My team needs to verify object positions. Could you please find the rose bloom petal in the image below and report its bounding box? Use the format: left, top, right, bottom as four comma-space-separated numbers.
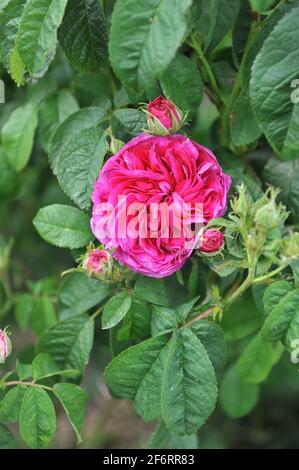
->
91, 133, 231, 278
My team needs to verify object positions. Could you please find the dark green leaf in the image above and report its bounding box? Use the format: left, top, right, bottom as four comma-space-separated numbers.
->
32, 353, 79, 380
31, 296, 57, 337
0, 385, 27, 423
109, 0, 193, 91
20, 387, 56, 449
56, 127, 108, 209
58, 0, 108, 72
148, 421, 198, 449
33, 204, 94, 249
111, 108, 146, 142
161, 328, 217, 435
134, 276, 169, 307
53, 383, 88, 444
38, 314, 94, 372
102, 292, 132, 330
0, 423, 17, 449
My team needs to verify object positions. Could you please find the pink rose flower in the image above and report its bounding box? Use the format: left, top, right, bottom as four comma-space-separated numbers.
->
0, 328, 12, 363
84, 249, 111, 276
91, 133, 231, 278
147, 96, 183, 134
199, 230, 224, 254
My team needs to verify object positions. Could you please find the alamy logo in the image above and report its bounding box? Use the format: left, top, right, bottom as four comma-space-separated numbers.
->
290, 79, 299, 104
290, 339, 299, 364
0, 79, 5, 104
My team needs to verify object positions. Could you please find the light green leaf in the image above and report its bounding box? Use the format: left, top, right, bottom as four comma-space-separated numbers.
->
102, 292, 132, 330
160, 53, 203, 112
250, 3, 299, 159
0, 385, 27, 423
14, 293, 33, 331
220, 366, 260, 418
59, 272, 111, 319
39, 90, 79, 151
236, 334, 283, 384
16, 360, 32, 381
37, 314, 94, 372
162, 328, 217, 435
20, 388, 56, 449
15, 0, 68, 78
1, 102, 38, 171
53, 383, 88, 444
32, 353, 79, 380
48, 107, 107, 174
33, 204, 94, 249
56, 127, 108, 210
109, 0, 193, 91
58, 0, 108, 73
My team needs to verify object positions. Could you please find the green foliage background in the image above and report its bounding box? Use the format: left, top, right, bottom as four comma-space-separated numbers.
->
0, 0, 299, 449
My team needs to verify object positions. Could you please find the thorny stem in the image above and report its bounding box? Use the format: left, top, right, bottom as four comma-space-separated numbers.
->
184, 307, 215, 327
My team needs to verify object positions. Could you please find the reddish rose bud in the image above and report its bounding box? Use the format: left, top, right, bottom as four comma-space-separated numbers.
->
83, 249, 111, 277
146, 96, 183, 135
0, 327, 12, 364
199, 230, 224, 255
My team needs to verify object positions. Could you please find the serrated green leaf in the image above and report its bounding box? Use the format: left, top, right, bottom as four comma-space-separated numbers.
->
109, 0, 192, 91
206, 0, 241, 53
231, 91, 262, 146
37, 314, 94, 372
161, 328, 217, 435
250, 3, 299, 159
105, 333, 170, 421
0, 0, 26, 70
16, 360, 32, 381
220, 366, 260, 418
191, 320, 226, 377
48, 107, 107, 174
9, 45, 25, 85
20, 387, 56, 449
39, 90, 79, 151
102, 292, 132, 330
0, 385, 27, 423
1, 102, 38, 171
117, 295, 151, 341
151, 297, 199, 336
32, 353, 79, 380
263, 281, 293, 316
58, 0, 108, 73
53, 383, 88, 444
160, 53, 203, 112
134, 276, 169, 307
59, 272, 111, 319
111, 108, 146, 142
56, 127, 107, 210
15, 0, 68, 78
261, 289, 299, 343
33, 204, 94, 249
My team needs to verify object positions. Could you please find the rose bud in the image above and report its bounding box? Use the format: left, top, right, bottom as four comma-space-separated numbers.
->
0, 327, 12, 364
146, 95, 184, 135
199, 230, 224, 255
83, 249, 112, 277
